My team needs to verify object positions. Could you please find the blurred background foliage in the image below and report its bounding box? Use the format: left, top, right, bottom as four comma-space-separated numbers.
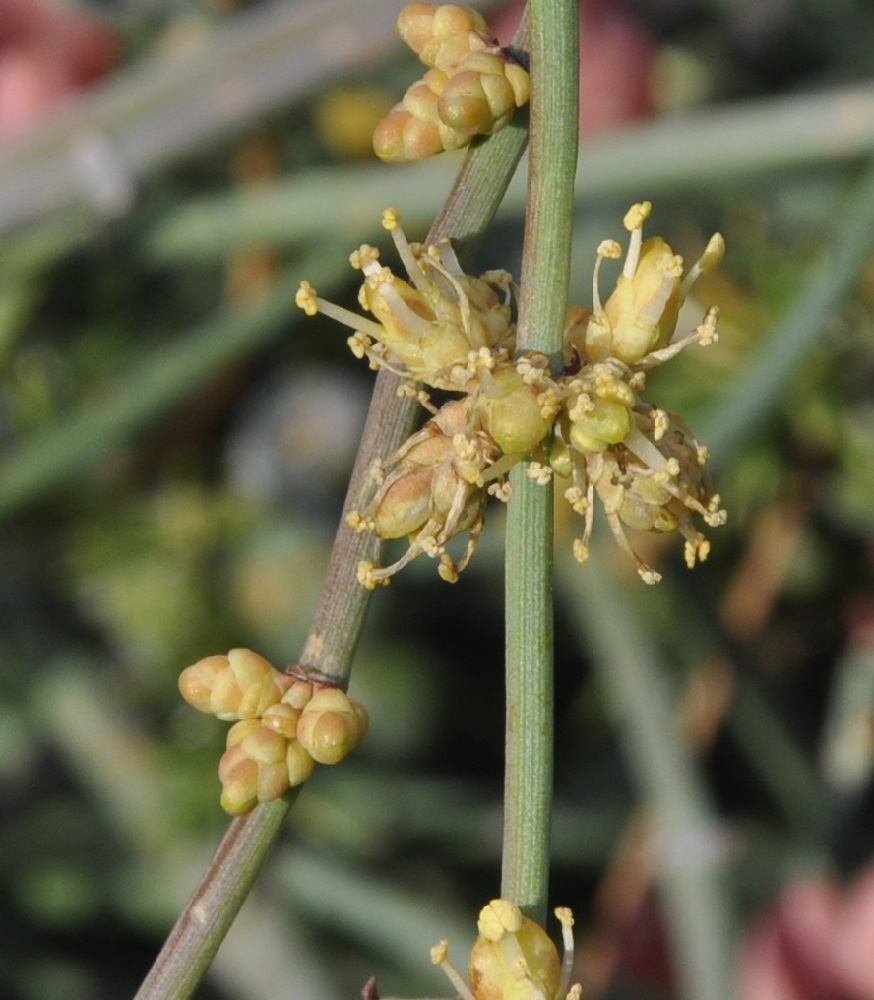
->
3, 0, 874, 998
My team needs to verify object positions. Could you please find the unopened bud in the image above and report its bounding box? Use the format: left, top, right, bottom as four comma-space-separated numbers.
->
296, 688, 368, 765
218, 745, 259, 815
178, 655, 227, 713
286, 739, 317, 786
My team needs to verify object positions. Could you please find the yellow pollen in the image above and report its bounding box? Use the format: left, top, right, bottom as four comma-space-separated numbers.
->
431, 941, 449, 965
624, 200, 652, 230
488, 481, 513, 501
347, 332, 369, 358
357, 561, 386, 589
527, 463, 553, 485
478, 900, 523, 940
658, 254, 684, 279
382, 207, 401, 230
295, 281, 319, 315
597, 239, 622, 259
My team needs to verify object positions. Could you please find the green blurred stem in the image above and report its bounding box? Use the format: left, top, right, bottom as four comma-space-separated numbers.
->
703, 157, 874, 470
559, 553, 736, 1000
501, 0, 577, 922
135, 21, 532, 1000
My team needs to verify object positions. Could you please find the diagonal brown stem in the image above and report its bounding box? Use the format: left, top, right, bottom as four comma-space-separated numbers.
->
134, 14, 531, 1000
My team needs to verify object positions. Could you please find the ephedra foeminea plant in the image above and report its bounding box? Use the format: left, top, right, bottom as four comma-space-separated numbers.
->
141, 2, 730, 998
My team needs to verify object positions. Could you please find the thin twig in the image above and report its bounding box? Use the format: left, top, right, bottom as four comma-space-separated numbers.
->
500, 0, 578, 922
134, 16, 532, 999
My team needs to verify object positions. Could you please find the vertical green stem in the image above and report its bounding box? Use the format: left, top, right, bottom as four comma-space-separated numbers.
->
501, 0, 578, 922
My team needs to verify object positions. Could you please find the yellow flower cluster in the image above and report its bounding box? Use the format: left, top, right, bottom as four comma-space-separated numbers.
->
179, 648, 367, 814
296, 202, 726, 586
431, 899, 581, 1000
373, 3, 530, 162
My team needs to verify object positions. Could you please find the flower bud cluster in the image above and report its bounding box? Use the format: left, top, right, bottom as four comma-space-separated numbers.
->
373, 3, 530, 162
297, 203, 726, 585
179, 648, 367, 814
430, 899, 581, 1000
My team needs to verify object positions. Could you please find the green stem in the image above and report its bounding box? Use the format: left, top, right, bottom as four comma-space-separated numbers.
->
135, 22, 532, 1000
501, 0, 578, 922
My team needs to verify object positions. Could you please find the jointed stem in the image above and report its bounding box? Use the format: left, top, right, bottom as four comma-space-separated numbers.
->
501, 0, 579, 923
136, 18, 532, 1000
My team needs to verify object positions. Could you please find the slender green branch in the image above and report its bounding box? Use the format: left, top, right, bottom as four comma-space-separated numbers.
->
501, 0, 578, 922
135, 21, 532, 1000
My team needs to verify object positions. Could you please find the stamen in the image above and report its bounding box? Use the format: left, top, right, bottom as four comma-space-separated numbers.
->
555, 907, 576, 999
430, 941, 476, 1000
622, 201, 652, 279
382, 208, 431, 295
356, 560, 391, 589
592, 240, 621, 315
296, 283, 387, 341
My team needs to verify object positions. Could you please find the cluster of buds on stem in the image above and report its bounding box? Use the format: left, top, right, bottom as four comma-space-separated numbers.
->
178, 648, 367, 814
297, 202, 726, 585
430, 899, 581, 1000
373, 3, 530, 162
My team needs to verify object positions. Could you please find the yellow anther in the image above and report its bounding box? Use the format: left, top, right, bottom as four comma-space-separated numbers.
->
573, 539, 590, 563
477, 899, 523, 941
295, 281, 319, 315
382, 207, 401, 230
420, 535, 442, 557
596, 239, 622, 259
564, 487, 587, 513
430, 941, 450, 965
349, 244, 380, 269
658, 253, 684, 280
697, 305, 720, 345
477, 345, 496, 368
624, 200, 652, 230
527, 462, 553, 485
488, 481, 513, 501
356, 560, 387, 589
554, 907, 574, 928
347, 332, 369, 358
